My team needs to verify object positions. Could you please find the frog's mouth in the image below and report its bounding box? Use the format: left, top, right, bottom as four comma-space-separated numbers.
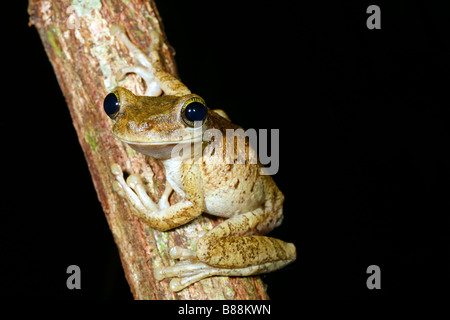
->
116, 137, 201, 145
114, 134, 203, 160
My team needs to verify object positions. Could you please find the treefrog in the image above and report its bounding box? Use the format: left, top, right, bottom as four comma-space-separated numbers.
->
104, 26, 296, 292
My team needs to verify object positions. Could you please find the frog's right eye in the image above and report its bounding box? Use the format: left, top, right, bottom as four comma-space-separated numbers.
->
104, 92, 120, 119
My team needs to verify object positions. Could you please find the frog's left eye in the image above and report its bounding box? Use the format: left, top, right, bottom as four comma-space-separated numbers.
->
104, 92, 120, 119
181, 97, 207, 127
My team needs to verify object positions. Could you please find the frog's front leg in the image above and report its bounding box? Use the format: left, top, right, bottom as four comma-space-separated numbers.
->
111, 164, 202, 231
111, 25, 191, 97
117, 65, 162, 96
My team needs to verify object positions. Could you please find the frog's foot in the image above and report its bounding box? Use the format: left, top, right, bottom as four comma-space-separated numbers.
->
169, 246, 197, 260
111, 25, 162, 97
111, 164, 171, 213
154, 248, 290, 292
111, 25, 191, 97
111, 163, 201, 231
117, 66, 162, 96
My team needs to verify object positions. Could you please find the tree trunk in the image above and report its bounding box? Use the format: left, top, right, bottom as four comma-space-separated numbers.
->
28, 0, 269, 300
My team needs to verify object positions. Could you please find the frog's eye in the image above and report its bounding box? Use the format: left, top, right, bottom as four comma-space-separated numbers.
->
104, 92, 120, 119
181, 97, 207, 127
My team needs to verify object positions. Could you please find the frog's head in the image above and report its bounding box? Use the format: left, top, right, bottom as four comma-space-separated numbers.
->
103, 87, 208, 159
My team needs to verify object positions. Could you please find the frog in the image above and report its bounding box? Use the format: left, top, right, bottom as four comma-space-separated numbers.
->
104, 25, 296, 292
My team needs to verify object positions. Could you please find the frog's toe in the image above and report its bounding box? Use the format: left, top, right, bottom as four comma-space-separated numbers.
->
111, 164, 129, 193
111, 163, 123, 176
126, 174, 158, 211
125, 174, 141, 188
112, 181, 125, 197
169, 278, 183, 292
168, 271, 217, 292
153, 261, 208, 280
166, 266, 234, 292
111, 164, 157, 213
169, 246, 196, 260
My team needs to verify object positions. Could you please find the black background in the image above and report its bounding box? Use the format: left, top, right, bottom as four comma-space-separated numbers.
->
2, 0, 450, 301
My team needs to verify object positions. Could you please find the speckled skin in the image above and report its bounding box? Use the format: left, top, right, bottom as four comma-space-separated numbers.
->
108, 26, 296, 291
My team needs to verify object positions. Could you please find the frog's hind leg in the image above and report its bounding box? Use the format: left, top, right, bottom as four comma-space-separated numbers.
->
195, 208, 296, 270
155, 256, 291, 292
155, 203, 296, 291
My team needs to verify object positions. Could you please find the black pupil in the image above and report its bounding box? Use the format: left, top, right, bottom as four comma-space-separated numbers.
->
184, 102, 206, 122
104, 93, 120, 117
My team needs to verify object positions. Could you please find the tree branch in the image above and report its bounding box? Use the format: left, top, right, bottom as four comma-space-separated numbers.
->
28, 0, 269, 300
